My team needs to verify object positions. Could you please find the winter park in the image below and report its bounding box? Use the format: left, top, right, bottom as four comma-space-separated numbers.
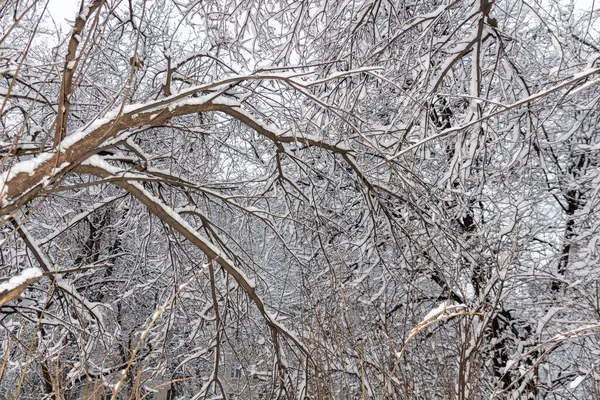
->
0, 0, 600, 398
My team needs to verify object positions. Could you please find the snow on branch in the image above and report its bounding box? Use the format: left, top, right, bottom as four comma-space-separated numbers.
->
0, 69, 371, 216
0, 268, 42, 307
406, 301, 470, 341
384, 67, 600, 164
77, 157, 311, 358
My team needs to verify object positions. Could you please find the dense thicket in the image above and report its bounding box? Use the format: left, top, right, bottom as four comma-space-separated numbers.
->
1, 0, 599, 398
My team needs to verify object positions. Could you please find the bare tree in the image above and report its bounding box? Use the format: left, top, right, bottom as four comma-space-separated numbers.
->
1, 0, 600, 399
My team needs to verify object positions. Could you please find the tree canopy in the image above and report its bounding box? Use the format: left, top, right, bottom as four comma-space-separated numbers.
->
1, 0, 599, 398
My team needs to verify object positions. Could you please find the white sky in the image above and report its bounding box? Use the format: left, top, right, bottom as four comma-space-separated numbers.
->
46, 0, 80, 30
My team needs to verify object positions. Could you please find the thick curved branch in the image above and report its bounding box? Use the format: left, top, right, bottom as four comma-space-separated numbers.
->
1, 71, 370, 215
76, 158, 311, 359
